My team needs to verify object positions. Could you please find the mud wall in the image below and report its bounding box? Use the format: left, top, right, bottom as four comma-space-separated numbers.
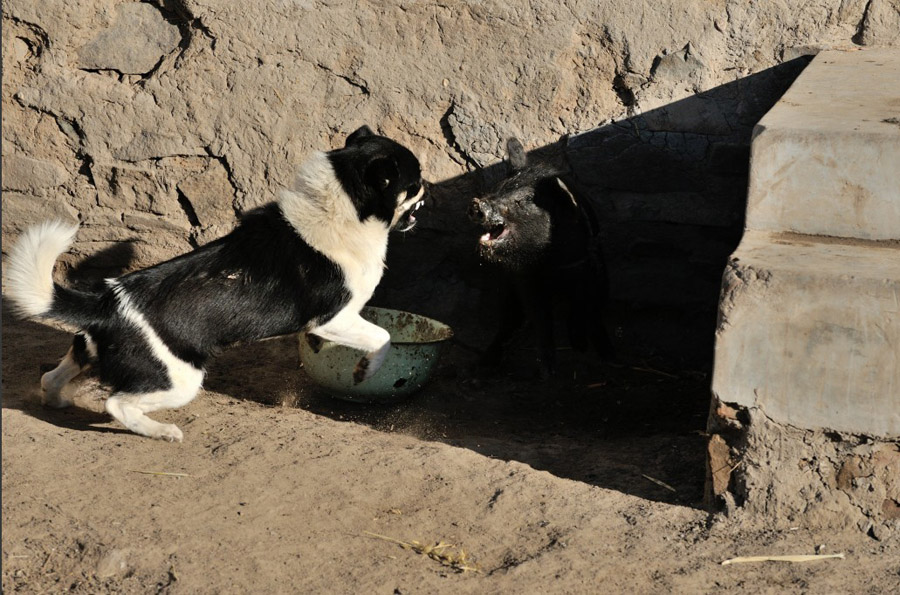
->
3, 0, 899, 363
708, 401, 900, 534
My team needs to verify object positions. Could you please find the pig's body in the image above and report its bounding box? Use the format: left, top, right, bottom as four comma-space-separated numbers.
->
469, 138, 615, 377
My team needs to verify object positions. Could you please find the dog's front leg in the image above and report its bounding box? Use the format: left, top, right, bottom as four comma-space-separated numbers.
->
310, 312, 391, 384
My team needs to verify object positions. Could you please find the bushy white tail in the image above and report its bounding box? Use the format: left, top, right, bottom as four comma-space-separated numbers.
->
4, 221, 79, 318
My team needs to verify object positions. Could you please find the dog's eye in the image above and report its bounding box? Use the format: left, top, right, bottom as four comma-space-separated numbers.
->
407, 182, 421, 197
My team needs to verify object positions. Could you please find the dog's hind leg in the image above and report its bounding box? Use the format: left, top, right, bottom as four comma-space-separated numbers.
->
105, 371, 203, 442
41, 351, 81, 408
41, 333, 96, 408
310, 312, 391, 384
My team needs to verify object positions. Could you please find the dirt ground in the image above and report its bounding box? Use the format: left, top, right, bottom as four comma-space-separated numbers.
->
2, 308, 898, 594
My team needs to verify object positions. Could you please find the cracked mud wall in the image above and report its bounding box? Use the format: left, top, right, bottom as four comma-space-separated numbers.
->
708, 398, 900, 534
3, 0, 899, 361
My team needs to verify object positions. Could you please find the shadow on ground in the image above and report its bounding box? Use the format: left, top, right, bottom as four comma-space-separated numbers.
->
209, 333, 712, 508
1, 308, 132, 436
2, 309, 709, 508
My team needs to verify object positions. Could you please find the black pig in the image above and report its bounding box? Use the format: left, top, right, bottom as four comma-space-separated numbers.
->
468, 137, 614, 377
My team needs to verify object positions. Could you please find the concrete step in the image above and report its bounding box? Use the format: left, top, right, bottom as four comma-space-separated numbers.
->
746, 48, 900, 240
708, 49, 900, 527
713, 230, 900, 438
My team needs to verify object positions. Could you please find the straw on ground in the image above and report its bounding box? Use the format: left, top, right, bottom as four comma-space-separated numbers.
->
364, 531, 479, 573
129, 470, 191, 478
641, 474, 677, 493
722, 553, 845, 565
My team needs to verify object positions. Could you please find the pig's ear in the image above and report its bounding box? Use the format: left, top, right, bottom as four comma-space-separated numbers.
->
506, 138, 527, 171
554, 177, 578, 208
346, 125, 375, 147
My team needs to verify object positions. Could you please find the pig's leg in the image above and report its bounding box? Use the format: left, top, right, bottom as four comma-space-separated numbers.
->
567, 307, 590, 352
534, 307, 556, 379
517, 273, 555, 378
565, 260, 616, 362
577, 292, 616, 361
482, 279, 523, 367
592, 320, 616, 361
565, 272, 591, 352
586, 263, 616, 361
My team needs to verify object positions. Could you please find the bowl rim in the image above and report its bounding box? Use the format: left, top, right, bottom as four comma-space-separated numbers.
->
357, 306, 454, 346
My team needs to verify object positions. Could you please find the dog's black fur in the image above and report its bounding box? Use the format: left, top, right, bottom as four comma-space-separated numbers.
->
69, 203, 350, 391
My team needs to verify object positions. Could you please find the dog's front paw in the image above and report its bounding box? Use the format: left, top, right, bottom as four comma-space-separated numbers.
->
305, 333, 324, 353
353, 343, 391, 385
353, 357, 371, 385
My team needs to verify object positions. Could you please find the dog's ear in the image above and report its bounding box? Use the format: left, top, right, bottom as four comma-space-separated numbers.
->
506, 137, 527, 171
346, 125, 375, 147
364, 157, 398, 192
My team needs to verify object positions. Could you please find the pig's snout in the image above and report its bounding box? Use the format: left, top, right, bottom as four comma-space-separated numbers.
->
468, 198, 492, 224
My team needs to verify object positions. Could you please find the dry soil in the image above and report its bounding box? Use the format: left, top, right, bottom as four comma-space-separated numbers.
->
2, 309, 898, 593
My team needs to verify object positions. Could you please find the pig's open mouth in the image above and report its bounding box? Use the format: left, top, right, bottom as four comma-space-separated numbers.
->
480, 223, 510, 245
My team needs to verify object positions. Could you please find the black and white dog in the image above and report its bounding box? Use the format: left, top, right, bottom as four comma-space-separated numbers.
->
4, 126, 425, 441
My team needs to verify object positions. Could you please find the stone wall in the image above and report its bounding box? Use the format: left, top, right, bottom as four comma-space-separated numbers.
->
3, 0, 899, 363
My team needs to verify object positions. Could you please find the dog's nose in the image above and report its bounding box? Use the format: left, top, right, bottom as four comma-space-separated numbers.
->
468, 198, 488, 223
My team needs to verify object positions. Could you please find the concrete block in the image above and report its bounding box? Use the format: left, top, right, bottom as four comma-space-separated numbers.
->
710, 49, 900, 526
746, 49, 900, 240
713, 231, 900, 438
714, 49, 900, 440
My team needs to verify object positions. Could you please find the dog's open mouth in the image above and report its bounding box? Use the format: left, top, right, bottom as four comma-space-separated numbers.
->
395, 199, 425, 232
480, 223, 510, 245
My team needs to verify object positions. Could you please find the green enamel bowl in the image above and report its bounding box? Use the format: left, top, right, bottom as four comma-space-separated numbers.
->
298, 307, 453, 403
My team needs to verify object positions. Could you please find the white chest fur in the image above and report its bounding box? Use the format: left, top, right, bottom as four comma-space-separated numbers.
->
323, 217, 388, 309
277, 152, 390, 311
